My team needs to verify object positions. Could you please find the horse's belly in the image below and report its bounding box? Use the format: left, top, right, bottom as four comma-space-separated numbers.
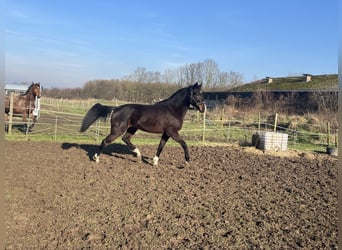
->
137, 124, 164, 134
135, 119, 165, 134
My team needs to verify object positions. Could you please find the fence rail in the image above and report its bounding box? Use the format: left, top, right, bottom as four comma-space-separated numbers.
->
5, 105, 338, 152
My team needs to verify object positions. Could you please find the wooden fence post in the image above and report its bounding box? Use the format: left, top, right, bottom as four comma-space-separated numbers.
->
273, 113, 278, 132
227, 117, 231, 142
202, 109, 206, 143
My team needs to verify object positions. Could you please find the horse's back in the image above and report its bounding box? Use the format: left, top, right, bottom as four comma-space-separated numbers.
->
4, 94, 32, 115
114, 103, 179, 133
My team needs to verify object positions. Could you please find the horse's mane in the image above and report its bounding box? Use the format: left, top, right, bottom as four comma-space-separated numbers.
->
21, 82, 39, 96
156, 86, 189, 104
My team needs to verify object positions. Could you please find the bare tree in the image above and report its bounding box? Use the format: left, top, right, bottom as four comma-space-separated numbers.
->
163, 68, 176, 84
176, 65, 187, 87
217, 72, 229, 88
227, 71, 244, 88
133, 67, 147, 83
185, 63, 197, 84
203, 59, 219, 88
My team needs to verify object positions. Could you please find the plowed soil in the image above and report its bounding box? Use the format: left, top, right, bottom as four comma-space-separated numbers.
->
5, 141, 337, 249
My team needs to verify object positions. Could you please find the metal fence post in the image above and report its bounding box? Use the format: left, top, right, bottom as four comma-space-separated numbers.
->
8, 92, 14, 135
54, 116, 58, 141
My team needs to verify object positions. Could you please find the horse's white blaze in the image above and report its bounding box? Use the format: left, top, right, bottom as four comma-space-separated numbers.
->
153, 156, 159, 166
133, 148, 141, 158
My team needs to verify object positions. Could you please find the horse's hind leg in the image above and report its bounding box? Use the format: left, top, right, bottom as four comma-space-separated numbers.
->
94, 126, 126, 163
122, 127, 141, 161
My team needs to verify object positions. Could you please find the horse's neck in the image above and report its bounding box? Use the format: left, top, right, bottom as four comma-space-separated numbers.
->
167, 90, 189, 116
22, 92, 36, 104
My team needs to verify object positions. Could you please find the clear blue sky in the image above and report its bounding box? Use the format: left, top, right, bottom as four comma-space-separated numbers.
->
5, 0, 337, 88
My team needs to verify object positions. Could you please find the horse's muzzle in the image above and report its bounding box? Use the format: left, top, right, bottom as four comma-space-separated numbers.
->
197, 102, 206, 113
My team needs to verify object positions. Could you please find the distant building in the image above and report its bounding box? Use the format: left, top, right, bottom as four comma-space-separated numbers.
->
303, 74, 312, 82
265, 77, 273, 84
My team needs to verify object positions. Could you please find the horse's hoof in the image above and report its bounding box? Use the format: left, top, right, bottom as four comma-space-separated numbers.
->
153, 156, 159, 166
133, 148, 141, 158
177, 161, 189, 169
93, 154, 100, 163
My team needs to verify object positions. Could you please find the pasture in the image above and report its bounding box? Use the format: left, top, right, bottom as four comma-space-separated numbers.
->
5, 97, 337, 154
5, 141, 337, 248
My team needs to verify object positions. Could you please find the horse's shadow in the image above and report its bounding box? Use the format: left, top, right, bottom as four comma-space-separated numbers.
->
61, 142, 152, 165
5, 124, 34, 133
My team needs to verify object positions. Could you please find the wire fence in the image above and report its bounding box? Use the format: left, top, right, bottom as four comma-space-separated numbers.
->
5, 103, 338, 152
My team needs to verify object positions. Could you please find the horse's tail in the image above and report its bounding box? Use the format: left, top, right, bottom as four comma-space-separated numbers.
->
80, 103, 115, 132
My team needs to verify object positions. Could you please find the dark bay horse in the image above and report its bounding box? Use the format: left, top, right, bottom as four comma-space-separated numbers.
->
5, 82, 42, 131
80, 82, 206, 166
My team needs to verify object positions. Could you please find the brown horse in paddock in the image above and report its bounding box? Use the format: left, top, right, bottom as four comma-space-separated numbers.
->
5, 82, 42, 131
80, 82, 206, 166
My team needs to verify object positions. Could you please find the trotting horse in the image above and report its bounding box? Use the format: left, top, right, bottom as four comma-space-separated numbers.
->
80, 82, 206, 166
5, 82, 42, 131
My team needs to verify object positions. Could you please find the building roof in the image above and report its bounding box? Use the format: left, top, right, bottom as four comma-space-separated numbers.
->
5, 83, 30, 92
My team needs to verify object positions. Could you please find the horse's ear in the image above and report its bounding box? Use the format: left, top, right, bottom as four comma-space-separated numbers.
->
193, 82, 202, 89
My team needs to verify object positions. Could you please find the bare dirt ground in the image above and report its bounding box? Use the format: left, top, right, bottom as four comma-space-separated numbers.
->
5, 141, 337, 249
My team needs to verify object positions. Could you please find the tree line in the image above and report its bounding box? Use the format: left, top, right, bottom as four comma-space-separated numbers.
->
43, 59, 244, 103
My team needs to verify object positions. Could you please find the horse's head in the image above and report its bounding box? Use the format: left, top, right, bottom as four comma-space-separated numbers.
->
189, 82, 206, 113
31, 82, 42, 98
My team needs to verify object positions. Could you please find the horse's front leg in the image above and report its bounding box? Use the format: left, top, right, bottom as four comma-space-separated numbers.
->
170, 131, 190, 164
22, 112, 27, 122
22, 112, 29, 132
153, 133, 170, 166
28, 119, 36, 131
4, 114, 8, 132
